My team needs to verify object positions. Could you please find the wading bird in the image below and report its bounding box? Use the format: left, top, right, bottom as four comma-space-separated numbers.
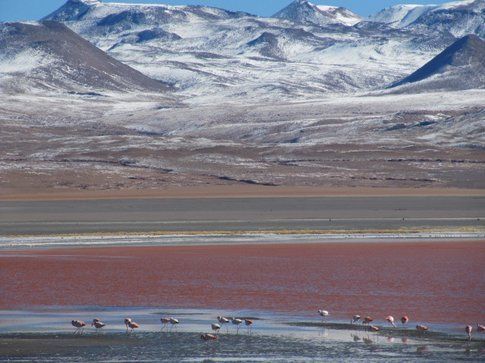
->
466, 325, 473, 341
211, 323, 221, 334
71, 320, 86, 334
217, 316, 230, 324
201, 333, 218, 341
416, 324, 428, 332
386, 315, 396, 327
362, 316, 373, 325
245, 319, 253, 333
318, 310, 329, 322
217, 316, 230, 332
477, 324, 485, 332
124, 318, 132, 331
351, 315, 361, 324
160, 317, 170, 330
232, 318, 243, 333
401, 316, 409, 325
169, 318, 179, 330
370, 325, 380, 332
127, 320, 140, 333
91, 318, 105, 332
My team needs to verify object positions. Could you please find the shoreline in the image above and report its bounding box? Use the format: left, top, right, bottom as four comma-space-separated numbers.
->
2, 185, 485, 201
1, 307, 483, 361
1, 232, 484, 250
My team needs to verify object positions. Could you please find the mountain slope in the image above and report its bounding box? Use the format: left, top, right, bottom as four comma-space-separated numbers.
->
391, 34, 485, 91
0, 20, 166, 94
273, 0, 361, 26
369, 4, 434, 28
35, 0, 484, 103
370, 0, 485, 37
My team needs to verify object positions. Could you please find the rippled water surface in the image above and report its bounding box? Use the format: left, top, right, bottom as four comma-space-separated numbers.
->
0, 308, 483, 362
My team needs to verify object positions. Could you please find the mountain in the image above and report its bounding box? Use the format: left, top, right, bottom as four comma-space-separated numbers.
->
0, 21, 166, 94
273, 0, 362, 26
369, 4, 434, 28
40, 0, 442, 103
33, 0, 484, 102
391, 34, 485, 91
370, 0, 485, 37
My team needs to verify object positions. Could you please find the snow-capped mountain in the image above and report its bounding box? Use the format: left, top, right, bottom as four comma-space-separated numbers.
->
38, 0, 465, 103
369, 4, 435, 28
0, 21, 166, 94
0, 0, 477, 100
370, 0, 485, 37
273, 0, 361, 26
391, 34, 485, 91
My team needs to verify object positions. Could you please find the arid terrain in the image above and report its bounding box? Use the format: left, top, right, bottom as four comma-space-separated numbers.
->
1, 90, 484, 196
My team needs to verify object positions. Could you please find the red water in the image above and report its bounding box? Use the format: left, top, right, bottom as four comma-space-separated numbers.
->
0, 241, 484, 324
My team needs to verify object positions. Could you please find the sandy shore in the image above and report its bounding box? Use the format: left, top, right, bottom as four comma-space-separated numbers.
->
1, 241, 483, 324
2, 194, 483, 236
2, 185, 485, 201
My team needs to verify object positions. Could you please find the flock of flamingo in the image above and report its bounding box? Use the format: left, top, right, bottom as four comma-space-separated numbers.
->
318, 309, 485, 341
71, 315, 254, 342
71, 310, 485, 342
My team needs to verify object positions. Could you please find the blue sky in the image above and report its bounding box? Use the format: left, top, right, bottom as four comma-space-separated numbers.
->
0, 0, 451, 22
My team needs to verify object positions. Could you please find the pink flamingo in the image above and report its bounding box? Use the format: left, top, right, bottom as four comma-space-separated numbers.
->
232, 318, 243, 334
351, 315, 361, 324
217, 316, 230, 332
124, 318, 132, 332
362, 316, 373, 325
370, 325, 380, 332
201, 333, 218, 341
91, 318, 106, 332
245, 319, 253, 334
169, 318, 179, 330
386, 315, 396, 327
127, 320, 139, 333
401, 316, 409, 325
477, 324, 485, 332
466, 325, 473, 341
416, 324, 428, 332
71, 320, 86, 334
211, 323, 221, 334
318, 309, 329, 322
161, 317, 170, 330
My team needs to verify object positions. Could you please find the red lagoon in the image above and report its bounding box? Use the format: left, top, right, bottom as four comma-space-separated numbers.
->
0, 241, 483, 324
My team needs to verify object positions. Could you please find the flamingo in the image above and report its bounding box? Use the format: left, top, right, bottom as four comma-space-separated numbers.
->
401, 316, 409, 325
362, 316, 373, 325
416, 324, 428, 332
385, 315, 396, 327
169, 318, 179, 330
161, 317, 170, 330
466, 325, 473, 341
318, 310, 329, 322
127, 320, 139, 333
217, 316, 230, 332
232, 318, 243, 333
370, 325, 380, 332
124, 318, 132, 332
245, 319, 253, 334
71, 320, 86, 334
477, 324, 485, 332
211, 323, 221, 334
351, 315, 361, 324
201, 333, 218, 341
91, 318, 106, 332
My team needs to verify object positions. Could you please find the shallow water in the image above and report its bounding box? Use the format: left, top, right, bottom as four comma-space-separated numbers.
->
1, 242, 484, 325
0, 307, 483, 362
